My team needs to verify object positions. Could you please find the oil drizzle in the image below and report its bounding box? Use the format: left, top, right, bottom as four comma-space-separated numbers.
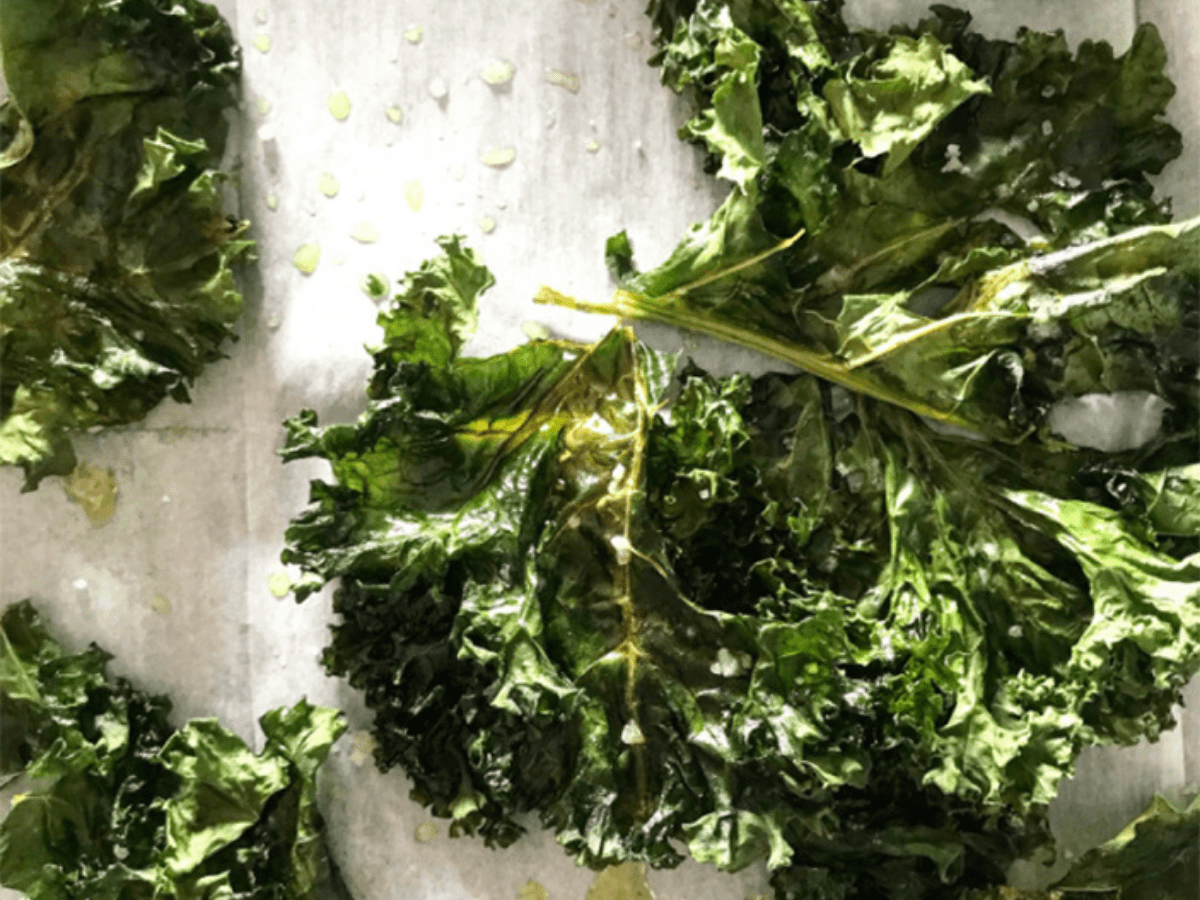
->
63, 463, 118, 525
586, 863, 656, 900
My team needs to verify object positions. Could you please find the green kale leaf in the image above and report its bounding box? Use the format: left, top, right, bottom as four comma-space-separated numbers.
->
0, 601, 350, 900
1047, 794, 1200, 900
0, 0, 254, 490
541, 1, 1196, 447
647, 0, 1177, 241
282, 239, 1200, 899
964, 793, 1200, 900
545, 215, 1198, 446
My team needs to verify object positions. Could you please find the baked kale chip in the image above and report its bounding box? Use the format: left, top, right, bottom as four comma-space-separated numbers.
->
282, 238, 1200, 899
0, 600, 350, 900
0, 0, 254, 489
542, 1, 1197, 448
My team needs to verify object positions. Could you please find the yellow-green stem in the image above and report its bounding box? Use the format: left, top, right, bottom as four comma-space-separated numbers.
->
534, 285, 987, 435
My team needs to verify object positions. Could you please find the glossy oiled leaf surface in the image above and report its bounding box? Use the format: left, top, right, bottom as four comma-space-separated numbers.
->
283, 241, 1200, 900
0, 601, 349, 900
543, 0, 1197, 448
0, 0, 254, 489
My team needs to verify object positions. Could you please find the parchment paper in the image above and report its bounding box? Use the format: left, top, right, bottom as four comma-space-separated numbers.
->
1, 1, 1196, 897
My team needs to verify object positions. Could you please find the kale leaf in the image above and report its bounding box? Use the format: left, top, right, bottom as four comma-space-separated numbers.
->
0, 0, 254, 490
282, 239, 1200, 899
0, 600, 350, 900
964, 793, 1199, 900
539, 1, 1197, 448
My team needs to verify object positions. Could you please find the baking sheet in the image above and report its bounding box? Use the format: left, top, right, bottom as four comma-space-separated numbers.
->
1, 1, 1197, 897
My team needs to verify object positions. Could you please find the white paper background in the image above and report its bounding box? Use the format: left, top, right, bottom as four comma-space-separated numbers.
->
1, 1, 1197, 898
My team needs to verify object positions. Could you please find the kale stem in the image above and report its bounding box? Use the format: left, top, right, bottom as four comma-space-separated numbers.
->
534, 284, 989, 436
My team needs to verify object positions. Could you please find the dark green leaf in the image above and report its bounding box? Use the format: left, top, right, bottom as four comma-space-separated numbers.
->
0, 0, 253, 490
284, 239, 1200, 899
1052, 794, 1199, 900
542, 3, 1195, 449
966, 794, 1200, 900
0, 601, 349, 900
